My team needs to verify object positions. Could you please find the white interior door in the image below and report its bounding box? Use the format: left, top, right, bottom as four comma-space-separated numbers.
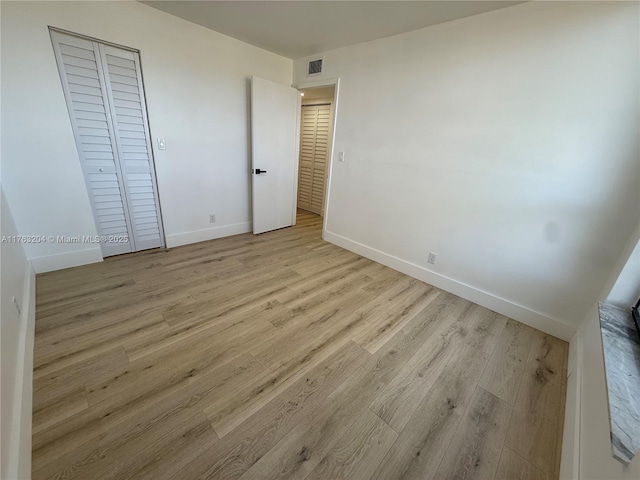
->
251, 76, 300, 234
51, 30, 164, 256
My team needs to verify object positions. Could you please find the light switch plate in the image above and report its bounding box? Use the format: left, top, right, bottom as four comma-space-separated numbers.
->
158, 138, 166, 150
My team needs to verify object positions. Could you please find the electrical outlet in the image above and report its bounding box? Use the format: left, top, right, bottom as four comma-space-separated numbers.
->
428, 251, 437, 264
12, 296, 21, 317
209, 214, 216, 224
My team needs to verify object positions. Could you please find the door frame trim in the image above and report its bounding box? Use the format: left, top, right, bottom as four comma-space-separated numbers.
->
293, 77, 341, 239
49, 26, 139, 53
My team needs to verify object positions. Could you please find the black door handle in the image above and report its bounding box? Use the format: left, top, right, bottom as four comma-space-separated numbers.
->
255, 168, 267, 174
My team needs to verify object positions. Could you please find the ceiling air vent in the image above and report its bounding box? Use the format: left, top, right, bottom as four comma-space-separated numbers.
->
307, 58, 323, 76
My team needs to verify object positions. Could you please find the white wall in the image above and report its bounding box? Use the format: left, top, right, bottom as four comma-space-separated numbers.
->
293, 1, 639, 334
1, 0, 292, 272
1, 185, 35, 479
607, 239, 640, 309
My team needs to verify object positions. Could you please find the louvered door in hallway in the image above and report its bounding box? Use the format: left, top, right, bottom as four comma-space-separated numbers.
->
51, 29, 164, 257
297, 104, 331, 215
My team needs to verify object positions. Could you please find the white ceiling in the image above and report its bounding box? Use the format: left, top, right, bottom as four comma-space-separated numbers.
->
142, 1, 524, 59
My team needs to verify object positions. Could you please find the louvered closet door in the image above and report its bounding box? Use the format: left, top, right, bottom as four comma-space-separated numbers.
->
99, 45, 164, 251
51, 31, 134, 257
311, 104, 330, 213
297, 104, 330, 215
298, 106, 317, 211
52, 30, 164, 256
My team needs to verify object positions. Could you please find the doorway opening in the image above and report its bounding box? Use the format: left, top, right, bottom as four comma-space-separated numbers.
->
250, 76, 339, 238
296, 85, 336, 227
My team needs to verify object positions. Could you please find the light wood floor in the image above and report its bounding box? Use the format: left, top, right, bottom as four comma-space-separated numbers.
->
33, 210, 567, 480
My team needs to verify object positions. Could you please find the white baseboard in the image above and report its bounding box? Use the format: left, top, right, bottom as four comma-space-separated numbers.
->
30, 247, 102, 274
7, 261, 36, 479
29, 223, 253, 273
560, 329, 582, 479
323, 230, 576, 341
165, 222, 252, 248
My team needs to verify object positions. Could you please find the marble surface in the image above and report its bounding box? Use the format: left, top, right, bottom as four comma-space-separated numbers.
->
598, 302, 640, 465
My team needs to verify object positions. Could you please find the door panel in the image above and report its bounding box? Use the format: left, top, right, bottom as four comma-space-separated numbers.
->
52, 30, 165, 256
297, 104, 331, 215
51, 31, 134, 257
251, 77, 300, 234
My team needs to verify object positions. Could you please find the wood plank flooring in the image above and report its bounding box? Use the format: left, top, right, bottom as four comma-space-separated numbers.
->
32, 210, 568, 480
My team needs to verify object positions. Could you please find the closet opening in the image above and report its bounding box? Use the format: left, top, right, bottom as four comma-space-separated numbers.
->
50, 28, 165, 258
296, 85, 336, 228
